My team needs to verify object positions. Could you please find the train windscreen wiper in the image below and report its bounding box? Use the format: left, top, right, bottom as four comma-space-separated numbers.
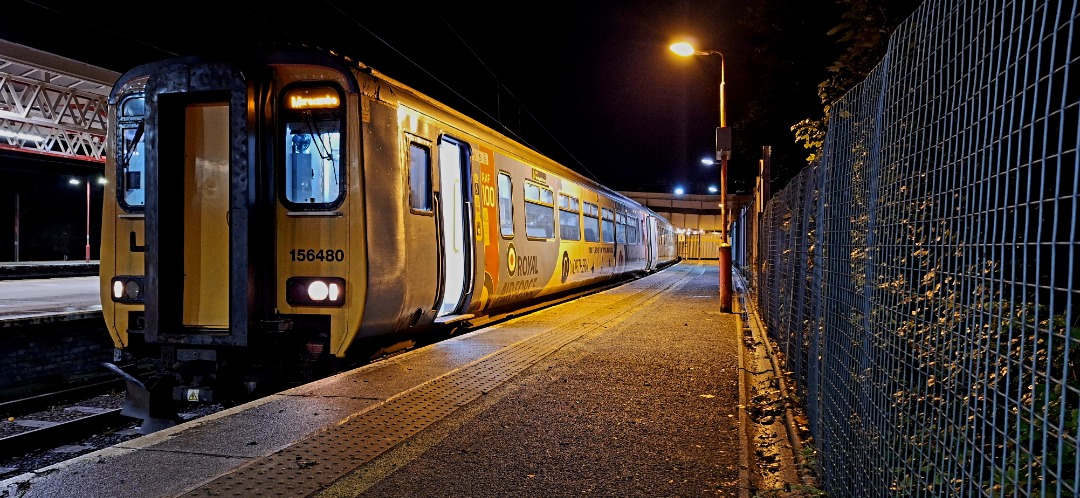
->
123, 120, 144, 167
304, 113, 339, 184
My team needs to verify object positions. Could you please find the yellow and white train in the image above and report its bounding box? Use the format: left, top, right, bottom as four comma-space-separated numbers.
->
100, 47, 677, 426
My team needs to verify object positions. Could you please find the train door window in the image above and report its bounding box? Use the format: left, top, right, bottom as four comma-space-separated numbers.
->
498, 172, 514, 237
615, 212, 627, 244
524, 181, 554, 239
601, 208, 615, 243
558, 193, 580, 241
117, 93, 146, 210
407, 142, 433, 212
282, 85, 344, 209
583, 202, 600, 242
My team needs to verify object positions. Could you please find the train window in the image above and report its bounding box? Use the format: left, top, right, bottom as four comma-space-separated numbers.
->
615, 212, 627, 244
407, 142, 432, 212
116, 94, 146, 210
498, 172, 514, 237
601, 208, 615, 243
524, 181, 554, 239
628, 216, 640, 244
583, 202, 600, 242
558, 193, 578, 211
558, 193, 580, 241
282, 86, 344, 208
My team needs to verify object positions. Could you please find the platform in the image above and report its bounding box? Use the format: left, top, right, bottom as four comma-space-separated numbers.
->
0, 261, 771, 497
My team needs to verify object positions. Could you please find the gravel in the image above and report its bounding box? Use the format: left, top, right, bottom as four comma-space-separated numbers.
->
0, 395, 225, 478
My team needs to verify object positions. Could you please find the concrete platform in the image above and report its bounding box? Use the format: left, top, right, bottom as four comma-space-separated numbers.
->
0, 261, 772, 497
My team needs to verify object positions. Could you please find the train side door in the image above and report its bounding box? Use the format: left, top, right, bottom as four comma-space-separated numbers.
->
435, 137, 475, 319
643, 214, 652, 270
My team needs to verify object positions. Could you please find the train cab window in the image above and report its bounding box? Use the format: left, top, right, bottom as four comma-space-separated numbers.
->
282, 86, 344, 208
407, 142, 433, 212
601, 208, 615, 243
498, 172, 514, 237
117, 94, 146, 210
524, 181, 555, 239
583, 202, 600, 242
615, 212, 627, 244
558, 194, 580, 241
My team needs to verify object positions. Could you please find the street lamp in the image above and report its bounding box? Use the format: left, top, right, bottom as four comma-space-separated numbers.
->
69, 176, 107, 262
670, 40, 734, 312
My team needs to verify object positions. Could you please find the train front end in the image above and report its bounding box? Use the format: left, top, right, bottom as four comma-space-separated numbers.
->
100, 53, 363, 431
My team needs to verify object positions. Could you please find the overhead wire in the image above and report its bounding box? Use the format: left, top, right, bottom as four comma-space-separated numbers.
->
322, 0, 600, 184
422, 2, 599, 183
17, 0, 181, 58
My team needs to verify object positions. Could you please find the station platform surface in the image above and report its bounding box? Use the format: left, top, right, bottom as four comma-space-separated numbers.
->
0, 261, 766, 497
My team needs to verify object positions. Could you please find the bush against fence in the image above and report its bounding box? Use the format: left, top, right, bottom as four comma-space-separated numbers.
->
740, 1, 1079, 496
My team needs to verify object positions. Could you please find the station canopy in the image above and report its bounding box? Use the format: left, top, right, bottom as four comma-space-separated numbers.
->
0, 38, 117, 163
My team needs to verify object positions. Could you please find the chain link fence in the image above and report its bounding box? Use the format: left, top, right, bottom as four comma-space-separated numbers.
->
736, 0, 1078, 495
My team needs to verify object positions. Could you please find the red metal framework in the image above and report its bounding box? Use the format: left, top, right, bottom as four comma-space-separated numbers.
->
0, 39, 116, 162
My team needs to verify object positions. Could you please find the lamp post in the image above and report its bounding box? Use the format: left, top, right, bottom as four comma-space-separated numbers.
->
671, 41, 733, 312
69, 176, 106, 262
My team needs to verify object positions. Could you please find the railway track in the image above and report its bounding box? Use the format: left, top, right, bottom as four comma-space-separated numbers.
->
0, 386, 137, 476
0, 404, 131, 461
0, 369, 167, 476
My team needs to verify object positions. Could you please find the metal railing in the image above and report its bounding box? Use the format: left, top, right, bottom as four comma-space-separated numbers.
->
736, 0, 1079, 496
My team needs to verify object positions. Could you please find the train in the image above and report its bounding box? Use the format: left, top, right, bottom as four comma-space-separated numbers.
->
99, 46, 678, 431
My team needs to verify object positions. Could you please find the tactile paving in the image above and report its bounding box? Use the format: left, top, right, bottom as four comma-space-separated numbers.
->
184, 270, 690, 497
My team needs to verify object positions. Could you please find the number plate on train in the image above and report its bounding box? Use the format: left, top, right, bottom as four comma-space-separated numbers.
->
289, 249, 345, 262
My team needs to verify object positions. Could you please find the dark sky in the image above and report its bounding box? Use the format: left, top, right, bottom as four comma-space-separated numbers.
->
1, 0, 844, 194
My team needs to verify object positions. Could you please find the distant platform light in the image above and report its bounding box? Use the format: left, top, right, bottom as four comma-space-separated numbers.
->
674, 187, 685, 195
708, 186, 718, 193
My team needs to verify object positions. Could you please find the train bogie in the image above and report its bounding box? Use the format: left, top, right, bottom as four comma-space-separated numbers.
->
100, 48, 676, 431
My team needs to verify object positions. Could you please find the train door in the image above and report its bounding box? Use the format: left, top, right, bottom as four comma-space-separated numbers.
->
142, 66, 251, 351
181, 102, 231, 328
646, 216, 658, 270
435, 137, 475, 319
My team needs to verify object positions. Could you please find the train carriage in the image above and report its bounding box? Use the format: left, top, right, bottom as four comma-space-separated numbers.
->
100, 47, 677, 431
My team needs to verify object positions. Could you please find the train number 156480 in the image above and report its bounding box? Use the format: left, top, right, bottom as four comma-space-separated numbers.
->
289, 248, 346, 262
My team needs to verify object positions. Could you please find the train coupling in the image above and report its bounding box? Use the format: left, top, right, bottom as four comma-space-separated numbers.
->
101, 362, 182, 434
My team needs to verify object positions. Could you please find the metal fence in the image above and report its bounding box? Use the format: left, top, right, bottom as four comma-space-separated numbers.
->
736, 0, 1079, 496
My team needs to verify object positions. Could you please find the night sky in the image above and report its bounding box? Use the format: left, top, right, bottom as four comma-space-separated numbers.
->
2, 0, 848, 195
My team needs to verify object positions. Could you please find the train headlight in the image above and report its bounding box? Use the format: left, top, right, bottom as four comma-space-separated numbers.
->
111, 276, 144, 303
286, 277, 346, 307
